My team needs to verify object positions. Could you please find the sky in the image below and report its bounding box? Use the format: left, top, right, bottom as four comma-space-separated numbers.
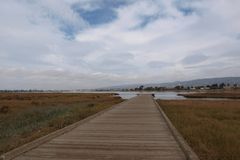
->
0, 0, 240, 90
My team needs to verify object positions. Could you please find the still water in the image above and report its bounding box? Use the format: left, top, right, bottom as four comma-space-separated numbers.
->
115, 91, 186, 100
76, 91, 186, 100
72, 91, 236, 100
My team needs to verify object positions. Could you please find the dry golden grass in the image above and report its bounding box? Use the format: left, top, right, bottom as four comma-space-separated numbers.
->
158, 99, 240, 160
180, 89, 240, 99
0, 93, 123, 154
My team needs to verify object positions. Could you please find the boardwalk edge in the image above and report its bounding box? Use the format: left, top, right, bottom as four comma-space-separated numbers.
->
0, 99, 128, 160
153, 99, 200, 160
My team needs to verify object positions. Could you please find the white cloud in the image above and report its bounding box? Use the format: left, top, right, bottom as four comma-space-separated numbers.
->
0, 0, 240, 89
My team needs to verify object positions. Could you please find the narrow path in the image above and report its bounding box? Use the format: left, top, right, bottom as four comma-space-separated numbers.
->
12, 95, 186, 160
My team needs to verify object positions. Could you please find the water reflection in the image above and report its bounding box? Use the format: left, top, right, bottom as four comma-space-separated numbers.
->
73, 91, 186, 100
116, 91, 186, 100
153, 92, 186, 100
66, 91, 238, 100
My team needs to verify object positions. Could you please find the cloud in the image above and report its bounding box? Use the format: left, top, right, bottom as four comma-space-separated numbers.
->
236, 33, 240, 40
0, 0, 240, 89
90, 52, 137, 74
181, 53, 208, 65
148, 61, 171, 69
0, 68, 130, 90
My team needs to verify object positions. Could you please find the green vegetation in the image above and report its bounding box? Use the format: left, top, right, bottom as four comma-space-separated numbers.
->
0, 93, 122, 154
158, 100, 240, 160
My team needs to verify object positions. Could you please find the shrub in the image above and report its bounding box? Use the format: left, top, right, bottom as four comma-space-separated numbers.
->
0, 106, 9, 114
87, 103, 95, 107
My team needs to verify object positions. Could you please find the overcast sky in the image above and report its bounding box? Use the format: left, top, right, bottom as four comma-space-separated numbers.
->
0, 0, 240, 89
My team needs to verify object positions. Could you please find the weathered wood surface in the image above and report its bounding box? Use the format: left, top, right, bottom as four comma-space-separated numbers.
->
12, 95, 186, 160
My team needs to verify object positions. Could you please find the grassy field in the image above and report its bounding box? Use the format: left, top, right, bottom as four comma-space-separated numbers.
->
0, 93, 123, 154
158, 99, 240, 160
179, 89, 240, 99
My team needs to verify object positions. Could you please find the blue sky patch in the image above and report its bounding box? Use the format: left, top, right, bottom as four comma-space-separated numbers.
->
72, 0, 131, 26
76, 8, 117, 26
99, 0, 129, 8
59, 24, 78, 40
174, 0, 196, 16
139, 15, 159, 28
40, 8, 80, 40
178, 7, 195, 16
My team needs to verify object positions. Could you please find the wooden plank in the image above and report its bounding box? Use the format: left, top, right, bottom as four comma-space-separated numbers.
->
7, 95, 189, 160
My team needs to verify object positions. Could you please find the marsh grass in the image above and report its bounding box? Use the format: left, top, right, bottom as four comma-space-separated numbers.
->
158, 100, 240, 160
180, 90, 240, 99
0, 93, 122, 154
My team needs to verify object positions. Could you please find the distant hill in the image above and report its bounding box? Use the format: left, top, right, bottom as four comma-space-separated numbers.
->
98, 77, 240, 90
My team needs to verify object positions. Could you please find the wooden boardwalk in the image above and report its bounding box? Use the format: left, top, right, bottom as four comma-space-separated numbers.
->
11, 95, 189, 160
